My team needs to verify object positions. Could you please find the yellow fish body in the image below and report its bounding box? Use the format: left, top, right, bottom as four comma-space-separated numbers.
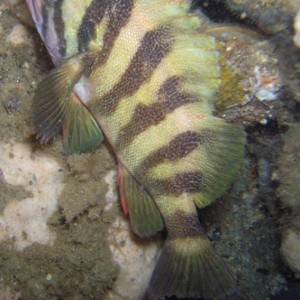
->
26, 0, 245, 299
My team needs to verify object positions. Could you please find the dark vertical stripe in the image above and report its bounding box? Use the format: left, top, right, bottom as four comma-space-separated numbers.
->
115, 76, 198, 150
41, 4, 49, 42
99, 0, 134, 64
77, 0, 109, 52
53, 0, 66, 56
78, 0, 134, 57
152, 172, 204, 196
168, 210, 204, 238
137, 131, 209, 172
95, 26, 173, 115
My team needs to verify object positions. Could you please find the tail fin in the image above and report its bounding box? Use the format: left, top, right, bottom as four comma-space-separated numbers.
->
147, 236, 235, 300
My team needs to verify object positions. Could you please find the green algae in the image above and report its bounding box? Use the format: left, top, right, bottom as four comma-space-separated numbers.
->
215, 49, 245, 116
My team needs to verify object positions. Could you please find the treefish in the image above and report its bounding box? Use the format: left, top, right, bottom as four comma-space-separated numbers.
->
26, 0, 245, 299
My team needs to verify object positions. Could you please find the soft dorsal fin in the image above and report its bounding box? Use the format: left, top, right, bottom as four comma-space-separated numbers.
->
193, 117, 245, 209
118, 164, 164, 238
32, 53, 104, 153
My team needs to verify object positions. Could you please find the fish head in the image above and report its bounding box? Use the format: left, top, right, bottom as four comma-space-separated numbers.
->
26, 0, 67, 66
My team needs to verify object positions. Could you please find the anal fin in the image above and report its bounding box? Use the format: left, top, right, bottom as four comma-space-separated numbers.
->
118, 165, 164, 238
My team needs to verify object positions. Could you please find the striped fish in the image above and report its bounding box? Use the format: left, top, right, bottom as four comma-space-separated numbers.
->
26, 0, 245, 299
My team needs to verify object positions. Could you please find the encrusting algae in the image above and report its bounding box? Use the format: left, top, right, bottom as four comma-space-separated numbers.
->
26, 0, 244, 299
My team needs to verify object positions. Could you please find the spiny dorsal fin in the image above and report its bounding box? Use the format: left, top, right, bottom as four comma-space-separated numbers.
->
118, 164, 164, 238
32, 52, 104, 153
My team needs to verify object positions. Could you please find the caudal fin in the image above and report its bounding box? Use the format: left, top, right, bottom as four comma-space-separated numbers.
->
147, 236, 235, 300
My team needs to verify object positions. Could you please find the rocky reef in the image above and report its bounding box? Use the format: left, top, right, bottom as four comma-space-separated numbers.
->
0, 0, 300, 299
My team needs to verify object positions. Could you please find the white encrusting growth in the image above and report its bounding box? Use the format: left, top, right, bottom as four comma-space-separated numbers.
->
106, 215, 162, 300
102, 169, 162, 299
294, 9, 300, 47
281, 228, 300, 278
0, 141, 64, 250
0, 142, 162, 296
6, 24, 33, 47
103, 169, 118, 211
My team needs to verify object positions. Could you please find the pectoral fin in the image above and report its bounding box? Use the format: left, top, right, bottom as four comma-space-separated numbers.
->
32, 63, 75, 143
118, 165, 165, 238
32, 53, 104, 153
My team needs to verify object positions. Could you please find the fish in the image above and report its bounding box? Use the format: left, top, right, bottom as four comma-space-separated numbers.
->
26, 0, 245, 299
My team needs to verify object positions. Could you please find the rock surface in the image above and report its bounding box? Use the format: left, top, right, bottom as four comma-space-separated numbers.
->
1, 0, 300, 299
